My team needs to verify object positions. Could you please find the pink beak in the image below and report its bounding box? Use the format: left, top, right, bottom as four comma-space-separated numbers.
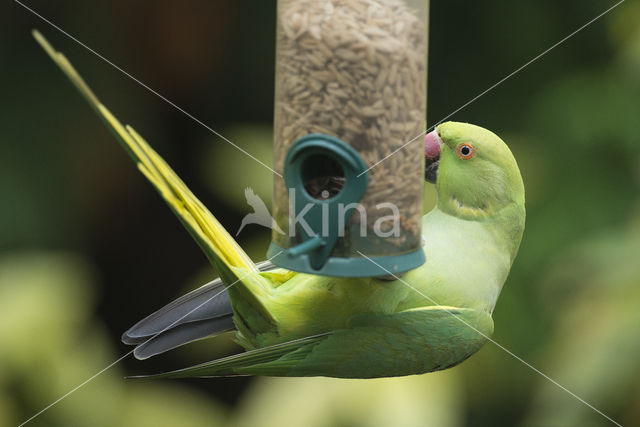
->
424, 130, 441, 184
425, 130, 441, 159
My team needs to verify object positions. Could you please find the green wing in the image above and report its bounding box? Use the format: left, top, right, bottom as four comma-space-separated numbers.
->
288, 306, 494, 378
133, 306, 493, 379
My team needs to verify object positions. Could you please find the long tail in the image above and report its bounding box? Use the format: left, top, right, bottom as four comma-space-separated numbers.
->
34, 30, 279, 344
33, 30, 257, 281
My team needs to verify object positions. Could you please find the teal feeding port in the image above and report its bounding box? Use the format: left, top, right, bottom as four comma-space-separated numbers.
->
268, 0, 429, 277
280, 134, 369, 271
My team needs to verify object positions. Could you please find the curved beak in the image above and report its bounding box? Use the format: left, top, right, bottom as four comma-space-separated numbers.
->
424, 130, 441, 184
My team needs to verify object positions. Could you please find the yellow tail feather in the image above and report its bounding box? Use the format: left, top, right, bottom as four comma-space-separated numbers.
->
33, 30, 256, 274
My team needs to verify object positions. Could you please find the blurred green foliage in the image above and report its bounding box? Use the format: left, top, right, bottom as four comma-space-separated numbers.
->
0, 253, 227, 427
2, 0, 640, 426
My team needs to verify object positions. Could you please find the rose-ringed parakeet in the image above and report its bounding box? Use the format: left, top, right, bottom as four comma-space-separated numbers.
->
35, 31, 525, 379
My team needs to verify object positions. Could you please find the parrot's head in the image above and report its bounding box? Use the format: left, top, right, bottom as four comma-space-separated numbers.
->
424, 121, 525, 221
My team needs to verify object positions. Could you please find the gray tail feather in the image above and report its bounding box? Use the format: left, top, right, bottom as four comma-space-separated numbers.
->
121, 278, 232, 344
133, 317, 236, 360
122, 261, 277, 359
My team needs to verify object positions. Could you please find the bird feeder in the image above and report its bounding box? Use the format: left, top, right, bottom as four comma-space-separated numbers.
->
268, 0, 429, 277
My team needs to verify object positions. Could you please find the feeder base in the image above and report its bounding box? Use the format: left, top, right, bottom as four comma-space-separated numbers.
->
267, 242, 425, 278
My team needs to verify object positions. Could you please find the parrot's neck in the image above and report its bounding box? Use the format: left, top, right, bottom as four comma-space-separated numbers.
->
492, 202, 526, 265
436, 195, 525, 265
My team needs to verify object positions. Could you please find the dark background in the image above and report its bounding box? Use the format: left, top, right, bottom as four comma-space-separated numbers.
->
1, 1, 639, 426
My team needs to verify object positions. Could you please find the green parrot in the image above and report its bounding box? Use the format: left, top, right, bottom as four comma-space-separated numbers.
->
35, 31, 525, 379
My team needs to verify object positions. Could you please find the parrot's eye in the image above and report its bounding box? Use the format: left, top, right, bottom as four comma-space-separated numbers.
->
457, 143, 475, 160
